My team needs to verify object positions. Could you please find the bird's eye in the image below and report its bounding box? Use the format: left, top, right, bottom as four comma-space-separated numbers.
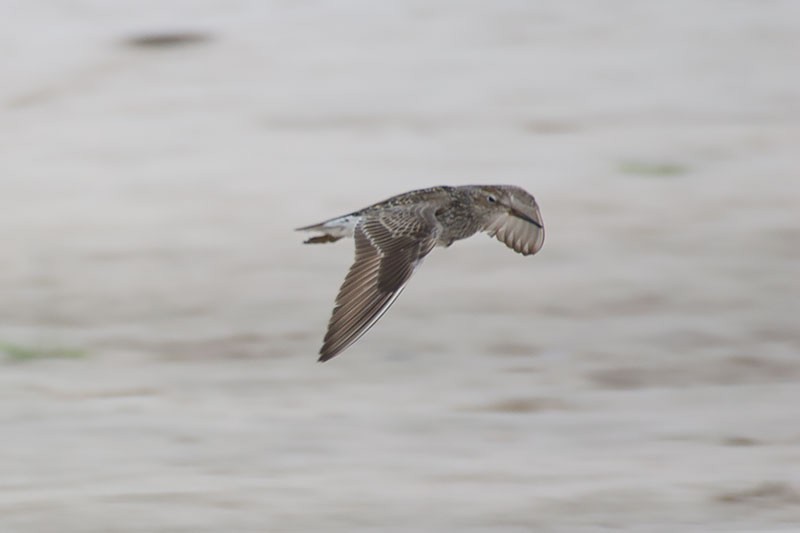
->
487, 195, 497, 203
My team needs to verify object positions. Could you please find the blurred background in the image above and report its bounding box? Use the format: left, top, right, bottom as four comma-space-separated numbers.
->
1, 1, 799, 531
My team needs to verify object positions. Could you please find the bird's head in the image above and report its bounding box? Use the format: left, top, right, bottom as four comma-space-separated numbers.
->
471, 185, 543, 228
470, 185, 545, 256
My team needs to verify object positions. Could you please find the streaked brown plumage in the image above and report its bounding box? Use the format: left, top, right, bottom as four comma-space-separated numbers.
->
297, 185, 544, 361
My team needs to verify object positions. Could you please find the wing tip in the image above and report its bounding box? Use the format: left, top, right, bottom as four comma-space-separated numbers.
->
317, 349, 338, 362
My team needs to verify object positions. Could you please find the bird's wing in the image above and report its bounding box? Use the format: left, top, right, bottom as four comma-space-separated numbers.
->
318, 206, 439, 361
484, 203, 545, 256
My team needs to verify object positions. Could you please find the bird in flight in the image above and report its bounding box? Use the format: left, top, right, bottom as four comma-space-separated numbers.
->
297, 185, 544, 361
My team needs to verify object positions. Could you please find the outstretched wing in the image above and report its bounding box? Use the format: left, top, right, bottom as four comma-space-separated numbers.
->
485, 202, 545, 256
318, 206, 439, 361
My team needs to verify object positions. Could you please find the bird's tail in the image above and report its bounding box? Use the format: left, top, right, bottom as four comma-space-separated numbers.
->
295, 214, 358, 244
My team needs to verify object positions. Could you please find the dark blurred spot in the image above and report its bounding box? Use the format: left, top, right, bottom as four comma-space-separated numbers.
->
124, 32, 213, 49
463, 397, 571, 414
618, 160, 688, 177
588, 366, 649, 390
715, 482, 800, 506
485, 341, 540, 357
588, 355, 800, 390
521, 119, 580, 134
724, 355, 800, 383
721, 436, 762, 447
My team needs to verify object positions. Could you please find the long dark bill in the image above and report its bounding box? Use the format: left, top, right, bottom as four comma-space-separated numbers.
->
509, 207, 542, 228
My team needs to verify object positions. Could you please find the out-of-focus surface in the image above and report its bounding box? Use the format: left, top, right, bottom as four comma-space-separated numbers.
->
1, 1, 799, 531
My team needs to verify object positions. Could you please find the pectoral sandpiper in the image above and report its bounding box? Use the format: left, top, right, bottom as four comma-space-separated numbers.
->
298, 185, 544, 361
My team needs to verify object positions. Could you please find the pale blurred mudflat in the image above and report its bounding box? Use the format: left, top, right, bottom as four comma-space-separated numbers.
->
1, 1, 799, 532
